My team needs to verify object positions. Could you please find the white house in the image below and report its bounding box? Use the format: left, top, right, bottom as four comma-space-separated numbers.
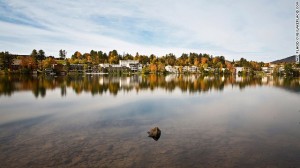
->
188, 66, 198, 72
182, 66, 188, 72
165, 65, 178, 73
235, 67, 244, 73
165, 65, 173, 72
119, 60, 139, 71
262, 67, 269, 72
99, 63, 110, 68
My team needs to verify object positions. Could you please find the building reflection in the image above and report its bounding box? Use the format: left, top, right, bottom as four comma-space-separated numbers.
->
0, 74, 299, 97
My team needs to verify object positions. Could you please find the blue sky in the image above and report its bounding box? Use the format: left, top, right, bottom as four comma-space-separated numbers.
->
0, 0, 295, 62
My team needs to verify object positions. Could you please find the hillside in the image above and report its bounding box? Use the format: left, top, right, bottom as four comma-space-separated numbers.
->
271, 55, 296, 64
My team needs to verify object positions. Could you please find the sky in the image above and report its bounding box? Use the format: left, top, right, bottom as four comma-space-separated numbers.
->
0, 0, 296, 62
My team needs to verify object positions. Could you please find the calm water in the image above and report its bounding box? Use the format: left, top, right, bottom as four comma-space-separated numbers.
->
0, 74, 300, 168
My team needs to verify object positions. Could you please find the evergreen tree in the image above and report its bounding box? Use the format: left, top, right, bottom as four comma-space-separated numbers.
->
59, 49, 67, 59
37, 49, 45, 61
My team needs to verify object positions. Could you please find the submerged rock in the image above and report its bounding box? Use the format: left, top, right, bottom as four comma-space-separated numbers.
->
147, 127, 161, 141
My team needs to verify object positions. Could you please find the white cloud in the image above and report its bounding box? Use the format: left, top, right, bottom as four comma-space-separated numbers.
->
0, 0, 295, 62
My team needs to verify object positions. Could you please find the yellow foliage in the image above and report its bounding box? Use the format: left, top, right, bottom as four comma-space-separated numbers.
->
201, 57, 208, 64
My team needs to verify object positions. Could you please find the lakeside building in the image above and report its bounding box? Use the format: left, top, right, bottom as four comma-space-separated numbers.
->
119, 60, 140, 71
69, 64, 84, 72
99, 60, 142, 72
235, 67, 244, 74
11, 59, 21, 71
119, 60, 138, 66
262, 66, 275, 74
165, 65, 178, 73
5, 56, 300, 76
188, 66, 198, 72
165, 65, 199, 73
165, 65, 228, 73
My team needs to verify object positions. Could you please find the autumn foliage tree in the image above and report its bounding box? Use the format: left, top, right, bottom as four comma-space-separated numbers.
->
42, 57, 57, 69
0, 51, 14, 70
108, 50, 120, 64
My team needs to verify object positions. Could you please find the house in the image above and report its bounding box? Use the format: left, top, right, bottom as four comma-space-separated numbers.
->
262, 67, 269, 72
182, 66, 188, 72
268, 64, 277, 74
69, 64, 84, 72
119, 60, 139, 71
279, 66, 284, 73
99, 63, 110, 68
52, 64, 66, 75
235, 67, 244, 74
174, 66, 180, 73
100, 64, 128, 73
166, 65, 200, 73
165, 65, 172, 72
86, 65, 100, 73
11, 59, 21, 70
165, 65, 178, 73
138, 64, 143, 71
44, 68, 55, 75
188, 66, 198, 72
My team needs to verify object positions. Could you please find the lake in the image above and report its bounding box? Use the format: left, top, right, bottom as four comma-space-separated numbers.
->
0, 74, 300, 168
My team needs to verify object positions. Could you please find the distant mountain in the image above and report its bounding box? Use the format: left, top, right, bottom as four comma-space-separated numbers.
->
271, 55, 296, 64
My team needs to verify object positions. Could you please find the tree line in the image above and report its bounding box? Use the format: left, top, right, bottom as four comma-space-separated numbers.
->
0, 49, 273, 74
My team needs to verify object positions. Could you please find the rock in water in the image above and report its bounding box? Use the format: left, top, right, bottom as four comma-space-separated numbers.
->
147, 127, 161, 141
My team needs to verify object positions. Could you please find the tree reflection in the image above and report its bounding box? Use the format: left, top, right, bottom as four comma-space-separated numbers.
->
0, 75, 299, 97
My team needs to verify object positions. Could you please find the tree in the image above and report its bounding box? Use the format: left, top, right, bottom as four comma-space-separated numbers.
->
89, 50, 99, 65
42, 57, 56, 69
98, 51, 107, 63
212, 57, 220, 65
108, 50, 119, 64
65, 59, 71, 71
157, 62, 165, 73
37, 49, 45, 61
239, 57, 249, 67
102, 53, 108, 63
31, 49, 38, 62
71, 51, 82, 60
188, 53, 198, 65
0, 51, 14, 70
82, 53, 90, 61
178, 53, 188, 66
0, 52, 5, 69
284, 63, 294, 76
123, 53, 134, 60
20, 56, 31, 69
201, 57, 208, 65
134, 52, 140, 60
219, 56, 225, 64
139, 55, 150, 65
149, 63, 157, 73
165, 53, 176, 66
194, 59, 200, 66
59, 49, 67, 60
30, 49, 39, 69
149, 54, 156, 63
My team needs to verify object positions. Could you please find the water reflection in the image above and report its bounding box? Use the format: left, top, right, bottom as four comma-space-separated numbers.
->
1, 75, 300, 167
0, 75, 299, 97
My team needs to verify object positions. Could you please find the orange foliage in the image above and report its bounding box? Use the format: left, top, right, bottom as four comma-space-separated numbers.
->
201, 57, 208, 64
149, 64, 157, 73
